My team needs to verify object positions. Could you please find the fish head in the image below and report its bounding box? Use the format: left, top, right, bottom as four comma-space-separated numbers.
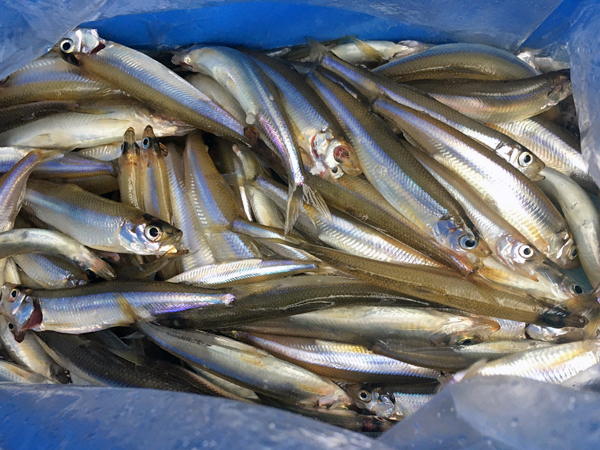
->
535, 263, 586, 300
432, 218, 491, 267
119, 214, 184, 255
495, 236, 545, 280
141, 125, 164, 156
548, 69, 572, 104
548, 232, 579, 269
329, 139, 362, 177
348, 385, 397, 418
59, 28, 102, 55
432, 316, 500, 346
499, 143, 545, 180
0, 284, 41, 342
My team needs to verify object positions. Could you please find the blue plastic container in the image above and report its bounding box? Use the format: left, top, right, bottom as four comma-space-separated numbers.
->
0, 2, 599, 448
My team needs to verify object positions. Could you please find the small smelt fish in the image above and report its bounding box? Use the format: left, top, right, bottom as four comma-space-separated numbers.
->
167, 258, 318, 287
374, 98, 577, 269
526, 324, 586, 343
0, 359, 54, 384
536, 168, 600, 287
373, 43, 539, 81
24, 179, 183, 255
0, 101, 193, 150
307, 71, 488, 270
118, 127, 144, 210
456, 339, 600, 384
158, 275, 426, 330
235, 332, 441, 383
352, 385, 435, 420
13, 254, 89, 289
59, 29, 246, 143
409, 70, 572, 123
310, 42, 545, 180
489, 116, 594, 191
139, 322, 353, 409
0, 281, 235, 337
235, 306, 499, 347
0, 52, 124, 107
173, 45, 329, 234
0, 229, 114, 279
140, 126, 172, 223
0, 316, 68, 383
373, 339, 554, 372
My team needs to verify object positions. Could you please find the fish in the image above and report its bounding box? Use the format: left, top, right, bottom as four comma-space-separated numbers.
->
409, 70, 572, 123
0, 228, 114, 279
350, 385, 435, 420
0, 52, 125, 107
455, 339, 600, 384
139, 322, 353, 409
536, 168, 599, 286
158, 275, 427, 330
248, 50, 360, 178
235, 306, 500, 347
0, 100, 193, 150
525, 324, 586, 343
308, 42, 545, 179
373, 43, 540, 81
13, 253, 89, 288
0, 359, 54, 384
24, 179, 183, 255
187, 364, 260, 402
307, 71, 489, 269
234, 332, 441, 383
330, 38, 430, 65
0, 316, 68, 383
373, 339, 555, 372
374, 97, 577, 269
139, 126, 172, 223
173, 45, 329, 234
167, 258, 319, 287
186, 73, 246, 124
0, 281, 235, 337
118, 127, 144, 210
59, 29, 246, 142
489, 116, 594, 191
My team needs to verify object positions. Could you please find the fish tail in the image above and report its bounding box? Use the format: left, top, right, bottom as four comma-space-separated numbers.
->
284, 185, 303, 235
543, 290, 600, 339
307, 37, 329, 63
348, 36, 385, 63
303, 180, 331, 220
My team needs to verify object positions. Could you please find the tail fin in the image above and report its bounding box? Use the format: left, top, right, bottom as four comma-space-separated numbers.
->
284, 185, 303, 235
545, 289, 600, 339
303, 181, 331, 220
348, 37, 385, 63
307, 37, 330, 63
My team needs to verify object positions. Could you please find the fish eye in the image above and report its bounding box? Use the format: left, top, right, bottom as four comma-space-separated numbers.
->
7, 323, 13, 330
142, 137, 151, 149
9, 289, 18, 301
570, 283, 584, 295
60, 39, 75, 54
331, 166, 339, 174
459, 234, 478, 250
569, 246, 578, 260
518, 245, 534, 259
358, 390, 372, 402
518, 152, 533, 167
144, 225, 162, 241
333, 146, 350, 162
457, 337, 475, 345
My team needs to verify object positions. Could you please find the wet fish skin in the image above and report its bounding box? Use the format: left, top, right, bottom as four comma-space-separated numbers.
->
0, 359, 54, 384
489, 116, 594, 191
409, 70, 572, 123
13, 253, 89, 289
0, 281, 235, 337
235, 305, 500, 347
235, 332, 441, 383
60, 29, 246, 142
140, 322, 353, 409
118, 127, 143, 210
307, 71, 488, 270
24, 179, 183, 255
309, 43, 545, 179
374, 97, 576, 269
140, 125, 172, 223
373, 43, 539, 81
0, 101, 78, 134
352, 385, 434, 420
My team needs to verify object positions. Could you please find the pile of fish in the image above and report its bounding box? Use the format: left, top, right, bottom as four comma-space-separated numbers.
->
0, 28, 598, 432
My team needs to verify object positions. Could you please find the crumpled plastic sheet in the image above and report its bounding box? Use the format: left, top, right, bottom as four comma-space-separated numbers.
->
1, 377, 598, 449
0, 1, 106, 80
568, 0, 600, 189
0, 384, 386, 450
379, 376, 600, 450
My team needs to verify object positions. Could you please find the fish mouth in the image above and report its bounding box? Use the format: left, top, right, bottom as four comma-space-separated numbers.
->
21, 300, 43, 332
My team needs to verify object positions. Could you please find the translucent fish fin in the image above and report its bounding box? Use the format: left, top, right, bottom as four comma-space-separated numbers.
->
307, 37, 330, 63
348, 37, 385, 63
303, 180, 331, 220
284, 185, 303, 235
